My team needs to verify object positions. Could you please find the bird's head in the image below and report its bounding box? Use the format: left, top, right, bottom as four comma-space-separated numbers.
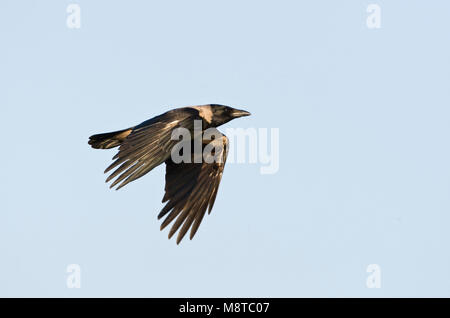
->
206, 104, 251, 127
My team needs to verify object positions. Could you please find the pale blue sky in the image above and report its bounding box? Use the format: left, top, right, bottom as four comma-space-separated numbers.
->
1, 0, 450, 297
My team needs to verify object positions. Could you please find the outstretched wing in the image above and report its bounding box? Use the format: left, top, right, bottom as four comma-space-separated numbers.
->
105, 108, 200, 190
159, 131, 229, 244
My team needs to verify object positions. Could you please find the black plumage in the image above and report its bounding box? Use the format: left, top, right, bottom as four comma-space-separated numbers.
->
88, 104, 250, 244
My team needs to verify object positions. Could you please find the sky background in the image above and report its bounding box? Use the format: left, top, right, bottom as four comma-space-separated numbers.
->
1, 0, 450, 297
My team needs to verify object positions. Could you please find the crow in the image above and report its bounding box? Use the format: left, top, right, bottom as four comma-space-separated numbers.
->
88, 104, 251, 244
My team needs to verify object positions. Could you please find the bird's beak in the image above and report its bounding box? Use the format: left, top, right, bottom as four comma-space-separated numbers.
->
231, 108, 251, 118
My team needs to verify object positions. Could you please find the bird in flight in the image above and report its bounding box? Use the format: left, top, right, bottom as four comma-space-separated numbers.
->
88, 104, 251, 244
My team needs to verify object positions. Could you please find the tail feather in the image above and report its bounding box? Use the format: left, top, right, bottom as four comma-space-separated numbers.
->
88, 127, 133, 149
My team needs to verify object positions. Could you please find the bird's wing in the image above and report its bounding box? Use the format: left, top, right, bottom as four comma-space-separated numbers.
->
159, 130, 229, 244
105, 108, 200, 190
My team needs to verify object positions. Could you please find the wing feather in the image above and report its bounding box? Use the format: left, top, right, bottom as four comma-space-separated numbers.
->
159, 131, 229, 244
104, 108, 200, 190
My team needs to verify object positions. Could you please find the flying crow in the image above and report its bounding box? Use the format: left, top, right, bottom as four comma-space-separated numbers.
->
88, 104, 251, 244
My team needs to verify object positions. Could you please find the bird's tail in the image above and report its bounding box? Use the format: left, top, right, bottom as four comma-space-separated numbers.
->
88, 127, 134, 149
